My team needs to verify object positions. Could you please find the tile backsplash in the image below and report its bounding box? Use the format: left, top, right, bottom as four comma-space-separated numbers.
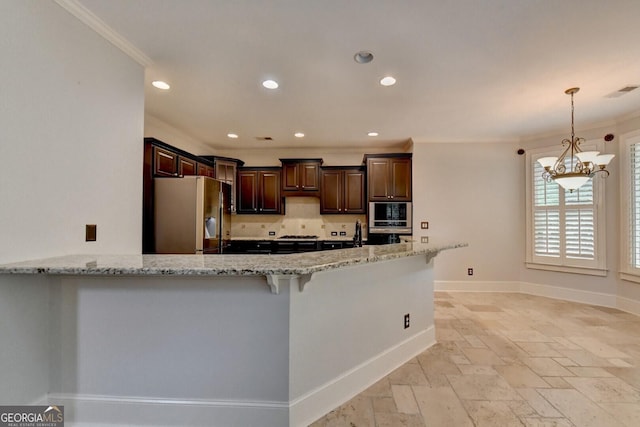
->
231, 197, 366, 239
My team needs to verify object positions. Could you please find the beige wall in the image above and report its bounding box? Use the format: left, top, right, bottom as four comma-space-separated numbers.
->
411, 141, 523, 282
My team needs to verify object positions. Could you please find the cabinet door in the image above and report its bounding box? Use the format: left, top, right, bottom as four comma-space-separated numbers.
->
367, 158, 390, 201
344, 169, 365, 213
197, 163, 214, 177
320, 170, 342, 213
237, 170, 258, 213
300, 163, 320, 190
259, 171, 281, 213
389, 158, 412, 200
153, 146, 178, 177
178, 157, 197, 176
282, 163, 300, 191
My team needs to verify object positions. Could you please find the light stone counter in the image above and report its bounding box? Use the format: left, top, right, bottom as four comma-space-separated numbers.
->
0, 241, 466, 277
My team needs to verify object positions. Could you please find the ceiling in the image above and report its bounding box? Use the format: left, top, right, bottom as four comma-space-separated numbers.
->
74, 0, 640, 149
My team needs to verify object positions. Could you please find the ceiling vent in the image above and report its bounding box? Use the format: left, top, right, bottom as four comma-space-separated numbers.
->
605, 85, 639, 98
255, 136, 273, 141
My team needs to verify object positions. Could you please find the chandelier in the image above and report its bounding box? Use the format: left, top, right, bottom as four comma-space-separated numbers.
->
537, 87, 614, 191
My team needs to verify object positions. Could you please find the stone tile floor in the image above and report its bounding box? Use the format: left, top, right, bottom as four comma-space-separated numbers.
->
309, 292, 640, 426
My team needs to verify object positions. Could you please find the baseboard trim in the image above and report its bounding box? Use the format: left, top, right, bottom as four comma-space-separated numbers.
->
518, 281, 617, 308
435, 281, 520, 292
45, 329, 436, 427
617, 295, 640, 316
435, 280, 640, 316
47, 393, 288, 427
290, 326, 436, 427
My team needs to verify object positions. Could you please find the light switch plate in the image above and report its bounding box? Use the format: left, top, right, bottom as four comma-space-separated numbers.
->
421, 221, 429, 229
421, 236, 429, 243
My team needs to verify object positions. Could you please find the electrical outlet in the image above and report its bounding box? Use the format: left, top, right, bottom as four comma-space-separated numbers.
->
421, 221, 429, 229
468, 268, 474, 276
331, 231, 337, 236
421, 236, 429, 243
268, 231, 276, 236
404, 313, 410, 329
339, 231, 347, 236
86, 224, 97, 242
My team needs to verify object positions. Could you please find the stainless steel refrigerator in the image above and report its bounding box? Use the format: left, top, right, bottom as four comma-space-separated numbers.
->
154, 176, 231, 254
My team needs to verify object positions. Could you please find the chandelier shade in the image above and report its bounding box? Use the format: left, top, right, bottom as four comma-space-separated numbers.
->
537, 87, 614, 192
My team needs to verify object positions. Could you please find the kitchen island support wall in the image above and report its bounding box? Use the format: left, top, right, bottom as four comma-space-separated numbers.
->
4, 255, 435, 427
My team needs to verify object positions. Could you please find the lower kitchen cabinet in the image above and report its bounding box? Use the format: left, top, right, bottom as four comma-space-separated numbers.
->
227, 240, 273, 254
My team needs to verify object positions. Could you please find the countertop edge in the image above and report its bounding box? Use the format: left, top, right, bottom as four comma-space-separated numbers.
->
0, 243, 467, 277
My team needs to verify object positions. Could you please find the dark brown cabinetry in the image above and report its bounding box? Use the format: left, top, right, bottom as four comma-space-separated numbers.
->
280, 159, 323, 196
153, 146, 179, 177
178, 157, 197, 176
320, 167, 366, 214
197, 163, 215, 178
237, 167, 282, 214
364, 154, 412, 201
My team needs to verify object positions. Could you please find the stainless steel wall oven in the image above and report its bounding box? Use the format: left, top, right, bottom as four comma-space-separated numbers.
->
368, 202, 412, 234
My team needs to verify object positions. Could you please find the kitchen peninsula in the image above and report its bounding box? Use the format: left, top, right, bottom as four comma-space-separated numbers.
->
0, 241, 465, 427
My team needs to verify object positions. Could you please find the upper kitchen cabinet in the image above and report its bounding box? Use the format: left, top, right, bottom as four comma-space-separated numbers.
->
320, 166, 366, 214
178, 157, 197, 176
280, 159, 323, 196
364, 154, 412, 201
237, 167, 282, 214
197, 163, 215, 178
153, 146, 179, 177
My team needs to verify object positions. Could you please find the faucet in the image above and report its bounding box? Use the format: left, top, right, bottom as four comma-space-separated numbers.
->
353, 219, 363, 247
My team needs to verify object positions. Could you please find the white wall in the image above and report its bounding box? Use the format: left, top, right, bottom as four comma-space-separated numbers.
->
411, 141, 523, 282
0, 0, 144, 263
0, 0, 144, 407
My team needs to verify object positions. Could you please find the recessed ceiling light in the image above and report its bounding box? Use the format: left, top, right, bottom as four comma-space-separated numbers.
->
227, 133, 238, 139
294, 132, 305, 138
262, 79, 279, 89
354, 51, 374, 64
380, 76, 396, 86
151, 80, 170, 90
368, 132, 379, 137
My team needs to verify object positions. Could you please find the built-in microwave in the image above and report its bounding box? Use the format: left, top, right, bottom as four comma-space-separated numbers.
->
368, 202, 412, 234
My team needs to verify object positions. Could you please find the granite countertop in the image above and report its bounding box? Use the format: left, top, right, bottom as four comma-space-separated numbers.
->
230, 236, 360, 241
0, 241, 466, 277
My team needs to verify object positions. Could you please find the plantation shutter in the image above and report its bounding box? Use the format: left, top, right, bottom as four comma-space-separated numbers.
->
533, 162, 560, 257
630, 142, 640, 267
532, 157, 596, 262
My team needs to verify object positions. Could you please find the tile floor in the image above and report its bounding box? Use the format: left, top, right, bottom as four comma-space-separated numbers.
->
309, 292, 640, 426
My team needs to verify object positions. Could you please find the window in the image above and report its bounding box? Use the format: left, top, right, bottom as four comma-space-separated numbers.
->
525, 142, 607, 276
620, 131, 640, 282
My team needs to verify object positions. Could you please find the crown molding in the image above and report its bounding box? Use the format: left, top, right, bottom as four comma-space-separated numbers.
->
54, 0, 153, 67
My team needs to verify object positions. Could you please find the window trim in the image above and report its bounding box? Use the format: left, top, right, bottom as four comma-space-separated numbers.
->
525, 141, 607, 276
619, 130, 640, 283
